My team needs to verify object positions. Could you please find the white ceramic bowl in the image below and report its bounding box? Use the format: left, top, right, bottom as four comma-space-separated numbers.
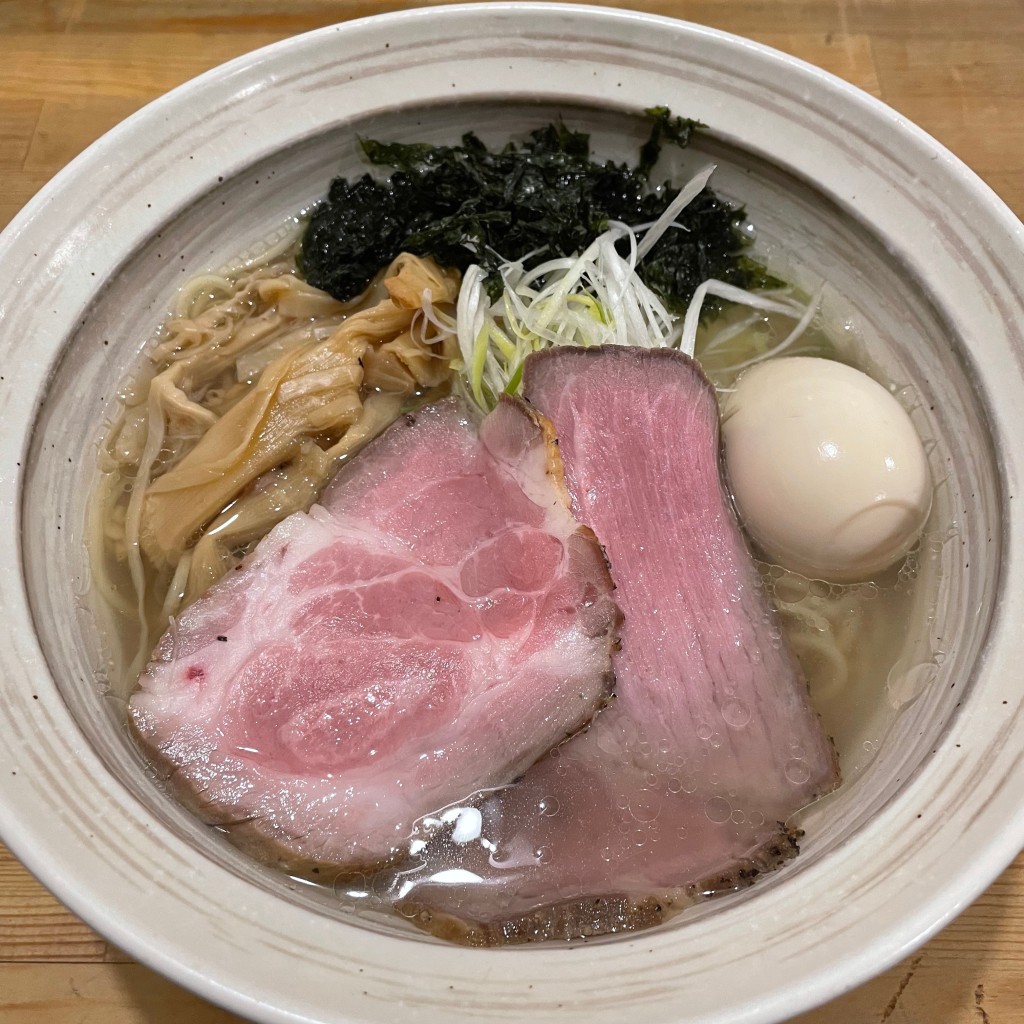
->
2, 5, 1023, 1023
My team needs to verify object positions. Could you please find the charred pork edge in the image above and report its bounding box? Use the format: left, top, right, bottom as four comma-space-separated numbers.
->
398, 826, 804, 946
495, 392, 575, 512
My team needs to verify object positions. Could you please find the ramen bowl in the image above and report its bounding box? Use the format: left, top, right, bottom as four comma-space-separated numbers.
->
1, 5, 1023, 1023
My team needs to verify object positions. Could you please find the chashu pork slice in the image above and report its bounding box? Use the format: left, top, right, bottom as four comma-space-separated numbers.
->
398, 348, 840, 943
130, 397, 619, 871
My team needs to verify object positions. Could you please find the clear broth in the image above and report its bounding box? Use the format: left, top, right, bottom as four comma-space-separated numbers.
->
87, 259, 944, 939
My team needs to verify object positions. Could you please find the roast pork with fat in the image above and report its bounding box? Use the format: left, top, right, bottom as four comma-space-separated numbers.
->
129, 397, 619, 871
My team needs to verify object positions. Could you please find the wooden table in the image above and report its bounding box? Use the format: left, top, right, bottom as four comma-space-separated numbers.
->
2, 1, 1023, 1021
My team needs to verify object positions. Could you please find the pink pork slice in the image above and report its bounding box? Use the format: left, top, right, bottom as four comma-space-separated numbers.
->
397, 348, 840, 943
129, 397, 619, 871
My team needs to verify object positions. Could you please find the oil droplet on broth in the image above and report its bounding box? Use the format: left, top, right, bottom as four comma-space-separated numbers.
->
722, 698, 751, 728
705, 796, 732, 823
784, 759, 811, 786
886, 659, 938, 710
774, 574, 810, 604
630, 796, 662, 823
538, 796, 560, 818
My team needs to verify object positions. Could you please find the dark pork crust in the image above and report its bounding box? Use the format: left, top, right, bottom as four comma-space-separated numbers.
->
400, 827, 803, 947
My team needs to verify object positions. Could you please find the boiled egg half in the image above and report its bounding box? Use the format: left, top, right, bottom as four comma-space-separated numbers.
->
721, 356, 932, 583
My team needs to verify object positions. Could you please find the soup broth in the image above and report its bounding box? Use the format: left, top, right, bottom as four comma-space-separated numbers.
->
696, 304, 943, 781
87, 233, 943, 942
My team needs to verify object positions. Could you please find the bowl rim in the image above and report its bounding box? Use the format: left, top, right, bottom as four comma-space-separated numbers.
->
2, 5, 1024, 1024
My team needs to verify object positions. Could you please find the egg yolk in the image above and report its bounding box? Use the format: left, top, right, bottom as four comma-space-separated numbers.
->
721, 356, 932, 583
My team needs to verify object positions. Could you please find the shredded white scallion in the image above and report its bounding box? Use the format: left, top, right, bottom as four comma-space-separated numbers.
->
634, 163, 715, 261
452, 163, 821, 411
454, 225, 681, 409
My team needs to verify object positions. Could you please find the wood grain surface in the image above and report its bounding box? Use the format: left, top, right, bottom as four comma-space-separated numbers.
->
2, 1, 1023, 1021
